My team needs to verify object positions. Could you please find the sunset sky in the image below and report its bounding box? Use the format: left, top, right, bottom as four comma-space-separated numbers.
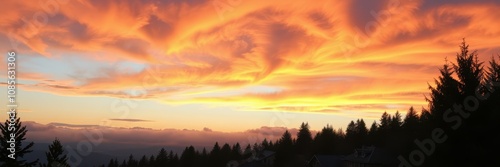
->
1, 0, 500, 146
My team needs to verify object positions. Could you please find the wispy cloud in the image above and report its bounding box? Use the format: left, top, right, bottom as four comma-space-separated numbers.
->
109, 118, 153, 122
47, 122, 101, 128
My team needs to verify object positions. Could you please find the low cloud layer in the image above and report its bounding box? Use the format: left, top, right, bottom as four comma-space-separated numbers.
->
25, 121, 301, 149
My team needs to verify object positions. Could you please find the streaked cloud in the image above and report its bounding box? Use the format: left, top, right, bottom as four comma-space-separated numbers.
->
109, 118, 153, 122
47, 122, 101, 128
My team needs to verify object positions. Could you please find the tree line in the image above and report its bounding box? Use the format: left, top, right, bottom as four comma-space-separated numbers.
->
1, 40, 499, 166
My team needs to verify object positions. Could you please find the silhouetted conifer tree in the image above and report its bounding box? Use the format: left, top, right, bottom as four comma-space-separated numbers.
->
154, 148, 168, 166
180, 146, 196, 167
208, 142, 222, 167
367, 121, 378, 145
230, 143, 241, 160
275, 130, 294, 167
313, 125, 339, 154
42, 138, 69, 167
0, 115, 38, 167
295, 122, 313, 155
126, 154, 137, 167
138, 155, 148, 167
427, 59, 460, 127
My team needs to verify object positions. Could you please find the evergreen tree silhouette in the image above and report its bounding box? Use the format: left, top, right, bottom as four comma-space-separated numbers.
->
119, 160, 126, 167
180, 146, 196, 167
313, 124, 339, 154
484, 56, 500, 165
449, 40, 485, 166
295, 122, 313, 155
401, 107, 421, 155
275, 130, 294, 167
148, 155, 155, 167
107, 158, 119, 167
42, 138, 69, 167
378, 112, 391, 135
402, 106, 420, 139
484, 56, 500, 124
154, 148, 168, 166
208, 142, 222, 167
453, 39, 483, 98
426, 58, 460, 127
367, 121, 378, 145
126, 154, 137, 167
242, 144, 252, 159
425, 57, 461, 166
345, 120, 356, 145
169, 150, 180, 167
230, 143, 242, 160
356, 119, 368, 147
0, 114, 38, 167
138, 155, 148, 167
220, 143, 232, 165
389, 111, 402, 130
261, 139, 270, 150
268, 140, 275, 151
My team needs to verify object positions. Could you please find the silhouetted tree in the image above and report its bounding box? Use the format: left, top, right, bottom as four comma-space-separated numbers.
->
230, 143, 242, 160
379, 112, 391, 133
154, 148, 168, 166
138, 155, 148, 167
220, 143, 232, 165
126, 154, 137, 167
252, 142, 261, 153
313, 124, 342, 154
295, 122, 313, 155
390, 111, 402, 130
208, 142, 222, 167
261, 139, 269, 150
275, 130, 294, 167
107, 158, 118, 167
403, 107, 419, 132
424, 58, 461, 167
180, 146, 196, 167
170, 150, 180, 167
484, 56, 500, 125
148, 155, 155, 167
484, 55, 500, 166
427, 59, 460, 127
268, 140, 275, 151
356, 119, 368, 147
42, 138, 69, 167
0, 114, 38, 167
119, 160, 126, 167
367, 121, 378, 145
345, 121, 356, 143
454, 39, 483, 99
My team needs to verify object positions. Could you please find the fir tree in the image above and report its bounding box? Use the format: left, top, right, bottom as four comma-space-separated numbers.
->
43, 138, 69, 167
0, 114, 38, 167
295, 122, 313, 155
